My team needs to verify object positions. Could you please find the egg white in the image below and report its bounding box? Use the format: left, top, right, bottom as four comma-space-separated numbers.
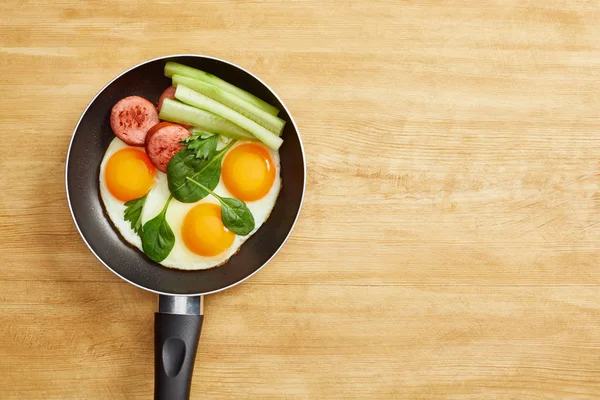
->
99, 136, 281, 270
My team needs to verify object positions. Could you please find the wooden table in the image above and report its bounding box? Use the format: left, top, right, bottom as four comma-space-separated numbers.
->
2, 1, 600, 398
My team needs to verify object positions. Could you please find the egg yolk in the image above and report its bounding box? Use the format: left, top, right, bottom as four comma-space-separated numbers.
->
222, 143, 276, 201
105, 148, 156, 202
182, 203, 235, 256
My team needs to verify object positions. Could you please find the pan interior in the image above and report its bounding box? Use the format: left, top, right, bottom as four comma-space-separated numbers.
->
66, 56, 305, 295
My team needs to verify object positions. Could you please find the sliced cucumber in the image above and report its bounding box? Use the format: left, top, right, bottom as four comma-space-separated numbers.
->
158, 99, 254, 141
164, 62, 280, 116
188, 128, 215, 138
172, 74, 285, 136
174, 85, 283, 151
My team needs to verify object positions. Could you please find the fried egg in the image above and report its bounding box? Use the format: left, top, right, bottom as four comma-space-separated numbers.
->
99, 136, 281, 270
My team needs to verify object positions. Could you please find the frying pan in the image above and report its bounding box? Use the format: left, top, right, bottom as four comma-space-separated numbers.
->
66, 55, 305, 400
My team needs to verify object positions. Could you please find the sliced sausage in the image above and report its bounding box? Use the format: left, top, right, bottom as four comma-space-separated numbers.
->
157, 86, 177, 112
157, 86, 192, 128
110, 96, 159, 146
145, 122, 192, 172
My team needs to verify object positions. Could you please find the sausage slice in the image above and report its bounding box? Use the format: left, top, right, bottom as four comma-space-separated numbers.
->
157, 86, 177, 112
157, 86, 192, 129
110, 96, 159, 146
145, 122, 192, 172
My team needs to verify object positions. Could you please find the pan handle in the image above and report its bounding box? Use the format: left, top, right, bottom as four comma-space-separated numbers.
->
154, 295, 204, 400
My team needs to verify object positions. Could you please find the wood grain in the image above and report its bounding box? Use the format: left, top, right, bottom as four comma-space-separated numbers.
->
1, 0, 600, 398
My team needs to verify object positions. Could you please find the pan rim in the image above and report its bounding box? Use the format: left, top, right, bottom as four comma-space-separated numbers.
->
65, 53, 306, 297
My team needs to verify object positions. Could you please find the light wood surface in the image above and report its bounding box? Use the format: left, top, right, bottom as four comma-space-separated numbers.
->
1, 0, 600, 398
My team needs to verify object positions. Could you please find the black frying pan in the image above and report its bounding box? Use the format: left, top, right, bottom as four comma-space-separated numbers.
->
66, 55, 305, 400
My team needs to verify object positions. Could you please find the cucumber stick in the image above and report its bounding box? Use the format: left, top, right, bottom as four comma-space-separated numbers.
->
164, 62, 280, 116
172, 74, 285, 136
175, 85, 283, 151
158, 99, 254, 141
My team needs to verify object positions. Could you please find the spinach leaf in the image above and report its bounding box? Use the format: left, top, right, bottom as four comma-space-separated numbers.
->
181, 133, 218, 160
185, 176, 255, 236
167, 141, 235, 203
123, 193, 147, 237
220, 197, 255, 236
166, 149, 220, 203
141, 197, 175, 262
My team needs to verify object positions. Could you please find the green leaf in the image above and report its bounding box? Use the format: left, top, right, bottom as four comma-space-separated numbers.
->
166, 141, 235, 203
181, 133, 218, 160
141, 197, 175, 263
123, 193, 148, 237
220, 197, 255, 236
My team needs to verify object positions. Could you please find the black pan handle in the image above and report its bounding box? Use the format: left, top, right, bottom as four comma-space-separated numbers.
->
155, 295, 204, 400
